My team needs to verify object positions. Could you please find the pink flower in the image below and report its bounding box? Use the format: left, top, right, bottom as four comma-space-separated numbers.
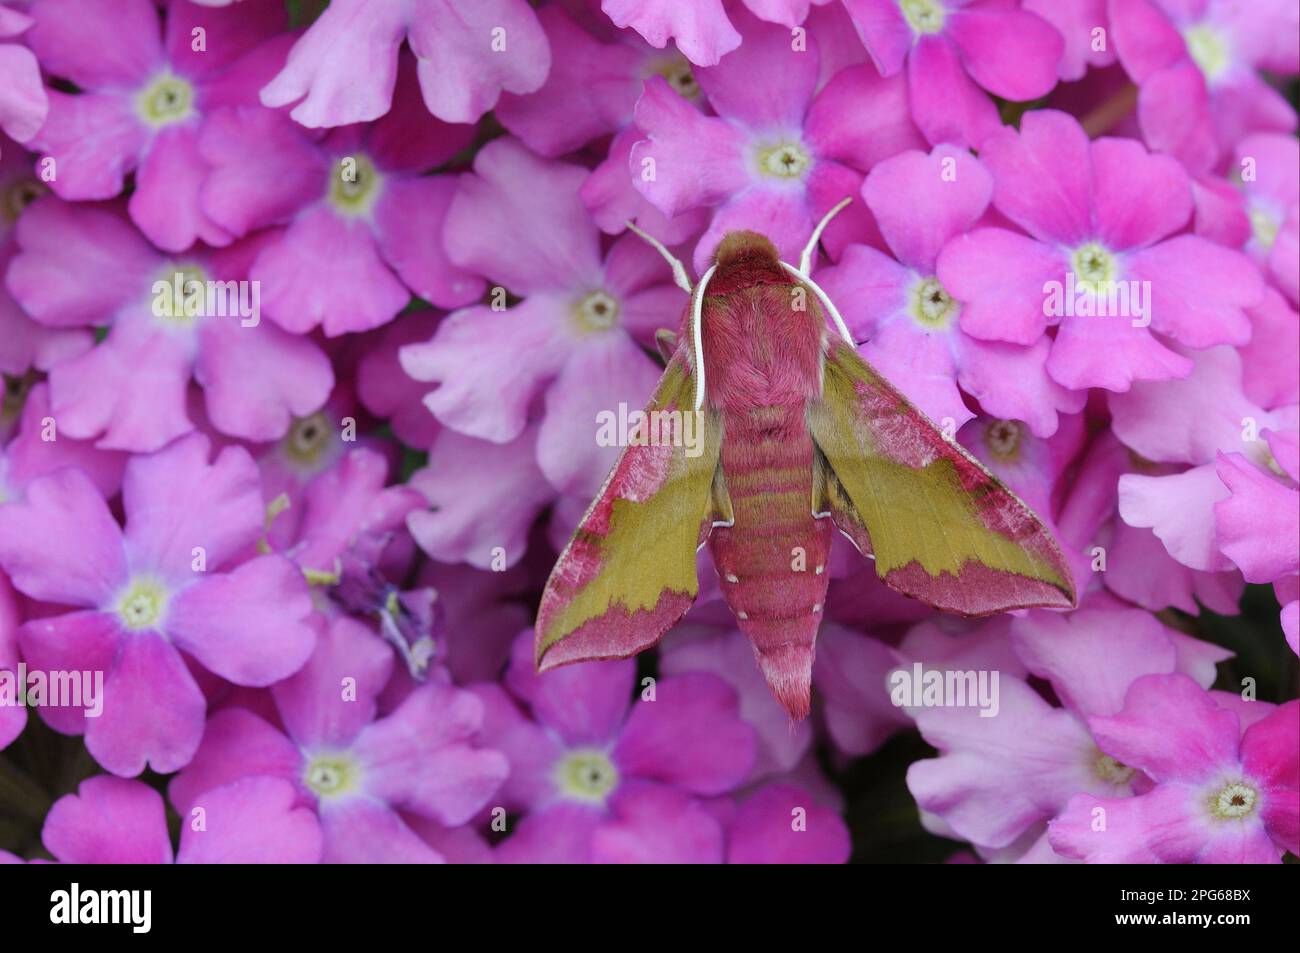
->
843, 0, 1064, 147
477, 633, 758, 863
721, 782, 851, 863
5, 199, 333, 452
1050, 674, 1298, 863
1232, 133, 1299, 306
171, 614, 508, 863
261, 0, 550, 126
0, 3, 47, 143
399, 137, 684, 498
40, 775, 323, 863
0, 141, 90, 375
1111, 346, 1297, 574
201, 58, 481, 335
601, 0, 823, 67
0, 434, 318, 776
0, 570, 22, 750
631, 8, 924, 271
24, 0, 289, 250
937, 110, 1263, 392
906, 598, 1225, 852
1110, 0, 1298, 175
0, 382, 126, 504
1023, 0, 1115, 81
820, 146, 1084, 436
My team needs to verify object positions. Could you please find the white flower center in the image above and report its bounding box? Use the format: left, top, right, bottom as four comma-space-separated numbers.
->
329, 154, 384, 217
900, 0, 946, 35
573, 290, 620, 333
1208, 781, 1257, 820
1183, 25, 1232, 83
137, 74, 196, 126
909, 276, 957, 329
555, 749, 619, 804
756, 141, 812, 180
152, 263, 208, 326
115, 576, 170, 632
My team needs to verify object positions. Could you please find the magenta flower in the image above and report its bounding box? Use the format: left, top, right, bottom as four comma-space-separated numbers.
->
0, 434, 317, 776
937, 110, 1262, 392
722, 782, 852, 864
1022, 0, 1115, 81
171, 614, 508, 863
400, 137, 684, 497
1050, 674, 1298, 863
843, 0, 1063, 147
0, 570, 22, 750
356, 309, 444, 449
5, 199, 333, 452
1110, 0, 1298, 175
0, 382, 126, 504
821, 145, 1084, 436
0, 3, 46, 143
201, 59, 482, 335
475, 633, 758, 863
1214, 433, 1299, 590
632, 9, 925, 271
40, 775, 323, 864
24, 0, 288, 251
261, 0, 550, 126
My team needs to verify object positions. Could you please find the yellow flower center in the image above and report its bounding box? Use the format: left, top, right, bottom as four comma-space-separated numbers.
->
152, 263, 208, 326
909, 277, 957, 329
304, 753, 360, 799
1208, 781, 1257, 820
329, 154, 383, 217
756, 141, 812, 180
984, 419, 1023, 461
115, 576, 170, 632
1249, 206, 1280, 251
1071, 241, 1116, 292
137, 74, 196, 126
1, 178, 46, 224
900, 0, 946, 35
652, 55, 700, 100
1094, 752, 1136, 786
573, 290, 620, 333
1184, 25, 1231, 83
555, 749, 619, 804
283, 411, 334, 466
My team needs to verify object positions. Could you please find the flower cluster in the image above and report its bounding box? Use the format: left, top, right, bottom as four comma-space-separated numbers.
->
0, 0, 1296, 865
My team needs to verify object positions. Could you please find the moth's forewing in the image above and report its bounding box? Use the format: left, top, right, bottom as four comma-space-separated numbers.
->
810, 338, 1076, 615
535, 350, 725, 669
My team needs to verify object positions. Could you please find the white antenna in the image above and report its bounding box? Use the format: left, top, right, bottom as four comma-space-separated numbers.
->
624, 220, 693, 295
798, 197, 852, 274
691, 265, 717, 410
780, 261, 854, 345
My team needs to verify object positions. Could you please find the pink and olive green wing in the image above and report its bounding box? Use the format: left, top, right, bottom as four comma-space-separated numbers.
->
809, 338, 1075, 615
536, 351, 726, 670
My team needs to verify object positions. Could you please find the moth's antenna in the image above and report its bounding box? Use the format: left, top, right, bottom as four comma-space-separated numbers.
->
624, 220, 693, 294
780, 261, 855, 345
692, 264, 717, 410
798, 197, 852, 274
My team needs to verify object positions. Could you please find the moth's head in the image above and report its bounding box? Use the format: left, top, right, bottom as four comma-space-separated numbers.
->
713, 231, 780, 273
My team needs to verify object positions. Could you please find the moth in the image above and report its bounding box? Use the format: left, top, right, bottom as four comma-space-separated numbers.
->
535, 201, 1076, 718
